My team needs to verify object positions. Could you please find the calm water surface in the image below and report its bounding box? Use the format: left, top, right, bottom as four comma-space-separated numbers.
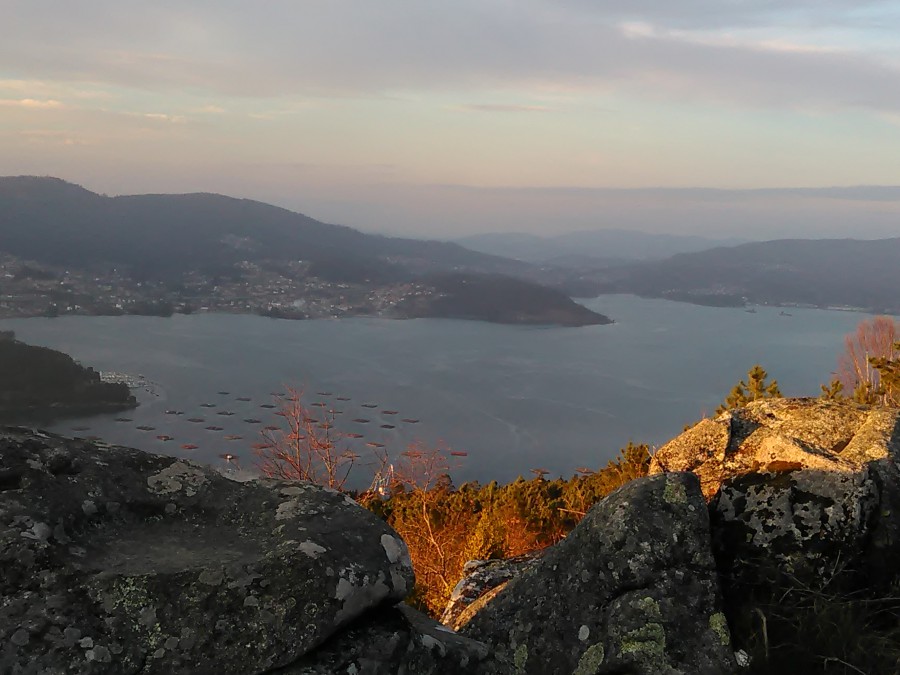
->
0, 295, 864, 484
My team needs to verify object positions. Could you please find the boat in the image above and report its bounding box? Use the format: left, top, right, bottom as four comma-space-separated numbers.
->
365, 442, 385, 448
216, 410, 235, 416
187, 418, 205, 423
218, 391, 230, 395
114, 417, 132, 422
353, 418, 370, 424
401, 418, 419, 424
311, 402, 327, 408
136, 425, 155, 431
316, 391, 332, 396
361, 403, 378, 408
181, 444, 199, 450
156, 435, 174, 441
243, 418, 261, 424
347, 433, 364, 439
224, 435, 242, 441
252, 442, 272, 450
259, 404, 276, 409
200, 403, 216, 408
71, 426, 90, 432
336, 397, 351, 401
205, 426, 223, 431
263, 425, 280, 431
380, 424, 395, 429
383, 410, 399, 415
745, 308, 757, 314
236, 397, 251, 402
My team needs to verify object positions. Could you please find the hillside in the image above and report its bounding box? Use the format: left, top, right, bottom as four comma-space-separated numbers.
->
0, 177, 527, 278
581, 238, 900, 312
0, 332, 136, 421
0, 177, 611, 326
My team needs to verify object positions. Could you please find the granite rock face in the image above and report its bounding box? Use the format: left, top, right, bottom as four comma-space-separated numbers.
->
649, 398, 900, 499
460, 473, 737, 675
0, 427, 414, 674
440, 552, 543, 631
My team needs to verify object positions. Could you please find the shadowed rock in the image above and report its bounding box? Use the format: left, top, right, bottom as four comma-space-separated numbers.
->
283, 604, 510, 674
441, 553, 543, 632
0, 427, 413, 674
460, 473, 737, 675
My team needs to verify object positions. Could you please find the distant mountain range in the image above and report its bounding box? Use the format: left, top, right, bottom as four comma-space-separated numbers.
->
584, 238, 900, 313
0, 177, 530, 279
0, 177, 610, 326
455, 230, 746, 266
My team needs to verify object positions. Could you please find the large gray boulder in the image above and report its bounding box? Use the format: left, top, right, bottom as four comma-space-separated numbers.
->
0, 427, 414, 674
460, 473, 737, 675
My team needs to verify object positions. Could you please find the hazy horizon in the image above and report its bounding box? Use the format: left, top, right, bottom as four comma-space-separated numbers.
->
3, 1, 900, 239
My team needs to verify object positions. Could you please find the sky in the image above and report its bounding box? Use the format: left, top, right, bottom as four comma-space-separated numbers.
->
2, 0, 900, 239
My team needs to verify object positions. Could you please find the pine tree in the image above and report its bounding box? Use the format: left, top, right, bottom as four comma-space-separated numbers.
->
718, 364, 782, 414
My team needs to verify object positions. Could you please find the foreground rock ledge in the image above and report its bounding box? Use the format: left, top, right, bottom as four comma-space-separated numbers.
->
460, 472, 737, 675
0, 427, 413, 674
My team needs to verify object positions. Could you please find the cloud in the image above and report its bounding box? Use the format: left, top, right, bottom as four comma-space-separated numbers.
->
0, 98, 64, 109
0, 0, 896, 119
456, 104, 552, 113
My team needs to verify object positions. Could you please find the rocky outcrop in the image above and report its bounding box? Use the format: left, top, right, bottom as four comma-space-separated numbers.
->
440, 553, 543, 631
460, 473, 738, 675
649, 398, 900, 499
0, 427, 418, 674
651, 398, 900, 598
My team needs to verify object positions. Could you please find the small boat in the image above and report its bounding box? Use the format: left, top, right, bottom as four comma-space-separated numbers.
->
318, 423, 333, 430
316, 391, 332, 396
311, 402, 327, 408
114, 417, 132, 422
328, 409, 343, 415
187, 418, 205, 423
383, 410, 399, 415
181, 444, 199, 450
779, 311, 793, 317
201, 403, 216, 408
274, 411, 287, 417
365, 442, 385, 448
401, 418, 419, 424
252, 442, 272, 450
205, 426, 223, 431
353, 418, 370, 424
71, 426, 90, 432
218, 391, 230, 395
136, 425, 155, 431
259, 404, 276, 409
361, 403, 378, 409
271, 391, 285, 397
224, 435, 242, 441
336, 397, 351, 401
263, 425, 280, 431
243, 418, 262, 424
450, 451, 468, 457
156, 435, 174, 442
219, 453, 239, 463
236, 397, 251, 402
216, 410, 235, 416
745, 308, 757, 314
164, 410, 178, 415
380, 424, 395, 430
346, 433, 364, 439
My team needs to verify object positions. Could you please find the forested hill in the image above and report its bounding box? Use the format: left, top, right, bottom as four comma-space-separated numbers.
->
0, 332, 136, 420
0, 176, 529, 279
587, 237, 900, 312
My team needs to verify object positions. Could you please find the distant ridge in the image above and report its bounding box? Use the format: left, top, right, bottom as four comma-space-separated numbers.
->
0, 176, 528, 278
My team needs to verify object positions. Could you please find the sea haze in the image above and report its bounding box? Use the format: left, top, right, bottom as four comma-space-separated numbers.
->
0, 295, 864, 485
